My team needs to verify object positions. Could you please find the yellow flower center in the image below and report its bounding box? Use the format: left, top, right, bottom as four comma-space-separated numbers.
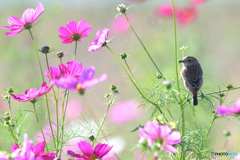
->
90, 154, 97, 160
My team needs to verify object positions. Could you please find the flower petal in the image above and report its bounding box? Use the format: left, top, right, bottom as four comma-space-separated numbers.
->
78, 141, 93, 158
93, 143, 113, 158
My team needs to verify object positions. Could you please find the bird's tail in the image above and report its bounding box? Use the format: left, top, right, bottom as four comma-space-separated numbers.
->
193, 95, 198, 106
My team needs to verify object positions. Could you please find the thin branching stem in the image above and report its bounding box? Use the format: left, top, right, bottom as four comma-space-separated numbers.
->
28, 29, 57, 150
124, 13, 164, 79
106, 45, 168, 121
32, 102, 49, 152
73, 41, 78, 60
171, 0, 185, 159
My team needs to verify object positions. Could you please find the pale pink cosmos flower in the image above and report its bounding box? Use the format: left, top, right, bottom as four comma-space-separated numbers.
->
155, 3, 181, 17
155, 3, 197, 27
45, 60, 82, 83
88, 28, 110, 51
177, 6, 197, 26
35, 124, 57, 143
216, 99, 240, 116
11, 82, 52, 102
232, 153, 240, 160
59, 20, 92, 44
111, 15, 134, 35
109, 101, 141, 124
2, 3, 44, 36
11, 133, 55, 160
52, 66, 107, 93
67, 141, 113, 160
139, 121, 181, 153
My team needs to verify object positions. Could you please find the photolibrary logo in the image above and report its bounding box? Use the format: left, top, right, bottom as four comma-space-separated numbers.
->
211, 152, 238, 157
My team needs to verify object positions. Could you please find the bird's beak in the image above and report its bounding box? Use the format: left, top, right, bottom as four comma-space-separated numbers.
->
179, 60, 183, 63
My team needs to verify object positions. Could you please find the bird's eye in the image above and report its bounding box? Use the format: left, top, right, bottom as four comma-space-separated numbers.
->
188, 59, 191, 62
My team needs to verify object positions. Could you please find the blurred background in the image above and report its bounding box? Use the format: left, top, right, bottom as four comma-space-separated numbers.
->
0, 0, 240, 159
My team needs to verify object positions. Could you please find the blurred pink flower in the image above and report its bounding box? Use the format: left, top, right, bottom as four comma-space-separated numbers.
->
2, 2, 44, 36
0, 152, 8, 160
139, 121, 181, 153
67, 141, 113, 160
52, 66, 107, 92
155, 3, 197, 27
11, 82, 52, 102
216, 99, 240, 116
109, 101, 141, 124
59, 20, 92, 44
45, 60, 82, 83
191, 0, 207, 5
177, 6, 197, 26
155, 3, 181, 17
35, 124, 57, 143
111, 15, 133, 35
88, 28, 110, 51
11, 133, 55, 160
232, 153, 240, 160
102, 151, 118, 160
59, 100, 83, 120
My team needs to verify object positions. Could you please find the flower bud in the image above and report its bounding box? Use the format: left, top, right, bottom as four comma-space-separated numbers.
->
168, 122, 176, 130
41, 46, 50, 54
223, 130, 231, 138
4, 112, 10, 116
104, 93, 110, 98
109, 85, 117, 91
56, 52, 64, 58
156, 73, 163, 79
88, 135, 95, 142
163, 81, 172, 90
219, 93, 225, 97
226, 83, 233, 90
117, 3, 127, 14
3, 95, 10, 101
120, 53, 128, 59
6, 88, 14, 94
4, 116, 11, 121
179, 46, 187, 51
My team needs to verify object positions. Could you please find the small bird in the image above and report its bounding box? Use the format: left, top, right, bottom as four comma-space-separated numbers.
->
179, 56, 203, 106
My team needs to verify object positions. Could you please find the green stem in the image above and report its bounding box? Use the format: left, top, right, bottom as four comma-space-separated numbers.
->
82, 96, 98, 123
33, 102, 49, 152
196, 116, 216, 160
124, 13, 164, 79
171, 0, 185, 159
106, 45, 168, 121
29, 29, 56, 150
73, 41, 78, 60
203, 86, 240, 96
123, 59, 146, 99
59, 90, 69, 157
45, 54, 59, 155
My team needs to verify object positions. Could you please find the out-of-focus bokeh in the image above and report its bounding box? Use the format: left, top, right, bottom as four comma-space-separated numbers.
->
0, 0, 240, 159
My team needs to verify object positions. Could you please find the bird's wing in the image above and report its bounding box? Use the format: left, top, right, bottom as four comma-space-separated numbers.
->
188, 77, 202, 92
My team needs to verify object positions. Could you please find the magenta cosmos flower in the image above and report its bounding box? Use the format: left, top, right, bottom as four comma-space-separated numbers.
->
11, 82, 52, 102
59, 20, 92, 44
45, 60, 82, 82
88, 28, 110, 51
11, 133, 55, 160
52, 66, 107, 93
216, 99, 240, 116
67, 141, 113, 160
2, 2, 44, 36
139, 121, 181, 153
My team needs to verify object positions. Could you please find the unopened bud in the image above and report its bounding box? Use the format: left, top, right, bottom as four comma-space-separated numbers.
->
226, 83, 233, 90
223, 130, 231, 138
120, 53, 128, 59
163, 81, 172, 90
6, 88, 14, 94
117, 3, 127, 14
88, 135, 95, 142
56, 52, 64, 58
40, 46, 50, 54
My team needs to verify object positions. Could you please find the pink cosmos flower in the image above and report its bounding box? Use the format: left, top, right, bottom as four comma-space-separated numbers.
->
177, 6, 197, 26
216, 99, 240, 116
11, 82, 52, 102
109, 101, 141, 124
67, 141, 113, 160
155, 3, 181, 17
35, 124, 57, 143
45, 60, 82, 83
139, 121, 181, 153
2, 3, 44, 36
59, 20, 92, 44
111, 15, 133, 35
52, 66, 107, 92
155, 3, 197, 27
0, 152, 8, 160
11, 133, 55, 160
232, 153, 240, 160
88, 28, 110, 52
